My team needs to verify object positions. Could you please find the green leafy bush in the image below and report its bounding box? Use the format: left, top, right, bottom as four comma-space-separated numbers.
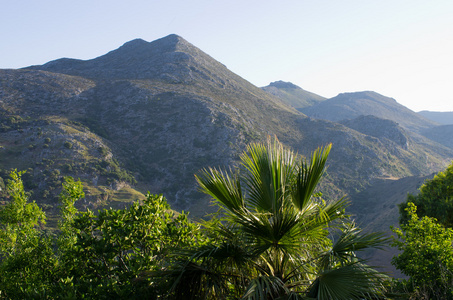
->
399, 162, 453, 227
64, 141, 73, 149
392, 203, 453, 299
0, 170, 205, 299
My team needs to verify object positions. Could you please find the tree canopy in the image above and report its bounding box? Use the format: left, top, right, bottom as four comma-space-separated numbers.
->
392, 161, 453, 299
392, 203, 453, 299
399, 162, 453, 227
0, 171, 204, 299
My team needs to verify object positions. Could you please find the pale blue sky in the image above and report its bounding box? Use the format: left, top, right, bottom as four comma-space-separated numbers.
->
1, 0, 452, 111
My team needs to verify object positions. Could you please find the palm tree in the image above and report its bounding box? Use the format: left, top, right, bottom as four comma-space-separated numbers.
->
164, 137, 388, 299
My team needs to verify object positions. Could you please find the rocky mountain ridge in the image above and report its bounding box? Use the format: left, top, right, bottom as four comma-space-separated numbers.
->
1, 34, 452, 221
418, 110, 453, 125
2, 34, 453, 274
300, 91, 438, 133
261, 80, 326, 109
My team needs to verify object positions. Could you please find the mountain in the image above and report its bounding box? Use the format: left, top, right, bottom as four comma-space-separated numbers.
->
340, 115, 410, 149
300, 91, 438, 132
413, 111, 453, 150
348, 173, 435, 276
421, 125, 453, 149
3, 34, 310, 215
29, 35, 266, 89
1, 35, 453, 275
418, 110, 453, 125
261, 81, 325, 109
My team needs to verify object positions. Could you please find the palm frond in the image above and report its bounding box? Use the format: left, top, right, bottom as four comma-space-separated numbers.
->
242, 275, 289, 300
167, 138, 389, 299
164, 261, 230, 300
291, 144, 332, 212
236, 208, 299, 247
316, 196, 348, 224
319, 222, 390, 270
191, 243, 256, 269
307, 262, 387, 300
196, 167, 244, 213
241, 137, 296, 214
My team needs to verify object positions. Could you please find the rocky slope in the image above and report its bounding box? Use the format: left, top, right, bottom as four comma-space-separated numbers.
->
421, 125, 453, 150
1, 34, 452, 221
261, 81, 325, 109
340, 115, 410, 149
300, 91, 438, 132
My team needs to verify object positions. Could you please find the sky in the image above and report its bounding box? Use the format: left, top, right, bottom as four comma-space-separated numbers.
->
1, 0, 452, 112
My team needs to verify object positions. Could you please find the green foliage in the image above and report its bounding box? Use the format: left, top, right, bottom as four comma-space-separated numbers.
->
58, 177, 84, 253
163, 137, 388, 299
0, 170, 54, 299
95, 159, 137, 185
392, 202, 453, 299
0, 135, 394, 299
0, 170, 46, 253
59, 193, 204, 298
399, 162, 453, 227
0, 232, 58, 299
393, 161, 453, 298
0, 170, 204, 299
0, 114, 28, 133
64, 141, 73, 149
98, 146, 108, 157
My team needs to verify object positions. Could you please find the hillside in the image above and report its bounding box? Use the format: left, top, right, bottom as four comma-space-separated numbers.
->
300, 91, 438, 132
348, 173, 435, 276
340, 115, 410, 149
261, 80, 326, 109
1, 33, 452, 243
418, 110, 453, 125
18, 35, 309, 214
421, 125, 453, 150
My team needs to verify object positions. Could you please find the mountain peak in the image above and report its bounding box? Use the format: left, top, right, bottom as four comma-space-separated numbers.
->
301, 91, 437, 132
157, 33, 185, 43
261, 81, 325, 109
26, 34, 221, 81
106, 34, 189, 57
107, 34, 187, 54
108, 38, 151, 56
121, 38, 148, 47
335, 91, 396, 102
268, 81, 301, 89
